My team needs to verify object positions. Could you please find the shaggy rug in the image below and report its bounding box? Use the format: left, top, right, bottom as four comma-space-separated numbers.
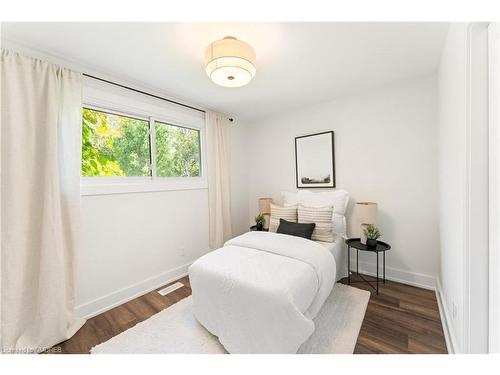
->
91, 283, 370, 354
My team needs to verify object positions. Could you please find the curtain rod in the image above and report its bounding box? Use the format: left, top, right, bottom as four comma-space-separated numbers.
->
83, 73, 206, 114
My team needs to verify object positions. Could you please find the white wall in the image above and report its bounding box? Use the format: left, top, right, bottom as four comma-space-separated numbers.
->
244, 76, 440, 289
77, 189, 209, 317
437, 23, 490, 354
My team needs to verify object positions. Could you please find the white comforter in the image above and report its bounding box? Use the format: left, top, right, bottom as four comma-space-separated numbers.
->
188, 231, 336, 353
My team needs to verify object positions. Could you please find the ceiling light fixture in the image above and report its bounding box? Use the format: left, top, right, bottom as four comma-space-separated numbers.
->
205, 36, 256, 88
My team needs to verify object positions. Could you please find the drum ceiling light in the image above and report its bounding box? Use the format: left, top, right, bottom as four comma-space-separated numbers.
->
205, 36, 256, 88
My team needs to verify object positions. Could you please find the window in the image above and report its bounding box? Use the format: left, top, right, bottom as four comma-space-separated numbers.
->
82, 107, 202, 179
82, 108, 151, 177
155, 122, 201, 177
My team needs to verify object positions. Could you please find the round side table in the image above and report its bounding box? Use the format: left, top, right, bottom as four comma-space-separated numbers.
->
346, 238, 391, 295
249, 225, 269, 232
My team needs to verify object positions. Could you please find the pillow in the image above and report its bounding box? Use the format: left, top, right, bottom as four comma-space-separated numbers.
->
276, 219, 315, 240
281, 191, 299, 206
298, 204, 335, 242
297, 190, 350, 236
282, 190, 350, 235
269, 203, 298, 232
297, 189, 349, 214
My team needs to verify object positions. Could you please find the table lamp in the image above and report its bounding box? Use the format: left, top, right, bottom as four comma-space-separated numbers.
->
354, 202, 378, 244
258, 198, 272, 230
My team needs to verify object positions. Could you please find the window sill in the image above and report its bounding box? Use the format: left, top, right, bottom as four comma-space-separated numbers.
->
81, 178, 208, 196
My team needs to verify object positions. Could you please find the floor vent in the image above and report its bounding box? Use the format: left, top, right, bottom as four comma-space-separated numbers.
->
157, 282, 184, 296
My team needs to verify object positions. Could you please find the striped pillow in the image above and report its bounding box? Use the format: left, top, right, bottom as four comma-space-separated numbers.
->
269, 203, 298, 232
298, 204, 335, 242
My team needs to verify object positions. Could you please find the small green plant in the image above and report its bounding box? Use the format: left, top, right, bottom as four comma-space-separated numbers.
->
255, 213, 265, 226
363, 224, 381, 240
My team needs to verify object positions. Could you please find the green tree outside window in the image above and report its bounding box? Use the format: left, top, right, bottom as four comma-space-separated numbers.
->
155, 121, 200, 177
81, 108, 201, 178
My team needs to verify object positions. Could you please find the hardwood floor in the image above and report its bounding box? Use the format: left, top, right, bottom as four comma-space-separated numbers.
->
52, 274, 447, 354
339, 274, 447, 354
54, 276, 192, 354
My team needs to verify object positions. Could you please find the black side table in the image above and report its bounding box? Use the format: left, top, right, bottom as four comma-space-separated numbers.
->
346, 238, 391, 295
250, 225, 269, 232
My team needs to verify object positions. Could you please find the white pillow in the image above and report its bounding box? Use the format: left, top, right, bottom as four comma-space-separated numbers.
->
281, 191, 299, 206
282, 190, 350, 236
298, 204, 335, 242
269, 203, 298, 232
297, 190, 349, 214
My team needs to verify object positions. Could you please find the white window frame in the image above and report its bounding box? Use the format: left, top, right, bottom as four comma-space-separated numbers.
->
81, 80, 207, 196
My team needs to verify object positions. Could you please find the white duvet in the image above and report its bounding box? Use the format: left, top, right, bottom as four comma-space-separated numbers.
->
188, 231, 336, 353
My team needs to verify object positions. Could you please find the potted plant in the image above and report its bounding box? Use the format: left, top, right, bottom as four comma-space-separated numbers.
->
255, 213, 265, 231
363, 224, 381, 248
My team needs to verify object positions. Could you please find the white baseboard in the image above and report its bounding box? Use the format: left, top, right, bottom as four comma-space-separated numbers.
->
435, 277, 459, 354
75, 261, 193, 319
350, 259, 436, 290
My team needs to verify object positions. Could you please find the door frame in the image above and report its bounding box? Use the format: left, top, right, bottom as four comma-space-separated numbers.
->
489, 22, 500, 353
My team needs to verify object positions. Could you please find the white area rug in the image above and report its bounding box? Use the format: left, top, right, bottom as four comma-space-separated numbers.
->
91, 283, 370, 354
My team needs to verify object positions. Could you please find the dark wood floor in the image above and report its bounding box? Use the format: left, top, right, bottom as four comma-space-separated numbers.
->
339, 274, 447, 354
53, 276, 193, 354
52, 274, 447, 354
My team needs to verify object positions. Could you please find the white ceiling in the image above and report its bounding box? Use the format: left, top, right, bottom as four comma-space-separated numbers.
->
1, 22, 448, 122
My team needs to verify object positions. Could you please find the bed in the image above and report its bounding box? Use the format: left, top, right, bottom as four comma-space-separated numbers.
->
189, 190, 349, 353
317, 237, 347, 282
189, 231, 337, 353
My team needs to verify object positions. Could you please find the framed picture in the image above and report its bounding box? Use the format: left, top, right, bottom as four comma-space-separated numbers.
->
295, 131, 335, 188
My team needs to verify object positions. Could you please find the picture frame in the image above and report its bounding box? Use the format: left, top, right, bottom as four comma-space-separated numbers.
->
295, 131, 335, 188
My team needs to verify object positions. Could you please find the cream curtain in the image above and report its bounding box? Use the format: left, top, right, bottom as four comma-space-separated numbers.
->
0, 50, 85, 353
206, 111, 232, 249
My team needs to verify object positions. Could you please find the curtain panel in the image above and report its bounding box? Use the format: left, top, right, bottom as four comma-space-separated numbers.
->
206, 111, 232, 249
0, 50, 84, 352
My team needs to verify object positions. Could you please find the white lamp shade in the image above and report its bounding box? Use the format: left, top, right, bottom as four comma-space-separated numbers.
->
258, 198, 272, 215
352, 202, 378, 238
205, 36, 256, 87
355, 202, 378, 225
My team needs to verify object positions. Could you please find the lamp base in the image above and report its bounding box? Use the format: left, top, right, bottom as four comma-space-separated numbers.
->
360, 224, 369, 244
263, 214, 271, 230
